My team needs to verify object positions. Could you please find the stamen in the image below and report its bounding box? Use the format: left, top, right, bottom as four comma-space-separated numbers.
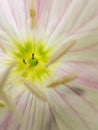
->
0, 100, 5, 107
22, 78, 47, 102
30, 9, 36, 27
0, 63, 23, 123
0, 89, 23, 123
46, 40, 76, 67
32, 53, 34, 59
29, 0, 37, 28
23, 59, 27, 64
47, 74, 77, 88
0, 63, 15, 89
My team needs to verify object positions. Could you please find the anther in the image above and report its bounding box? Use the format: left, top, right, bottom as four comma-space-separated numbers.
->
45, 40, 76, 67
36, 61, 38, 64
32, 53, 34, 59
23, 59, 27, 64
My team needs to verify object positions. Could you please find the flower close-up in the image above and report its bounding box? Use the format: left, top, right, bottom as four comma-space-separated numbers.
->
0, 0, 98, 130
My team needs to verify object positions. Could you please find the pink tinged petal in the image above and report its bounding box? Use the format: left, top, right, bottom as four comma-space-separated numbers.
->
37, 0, 72, 34
51, 85, 98, 130
51, 28, 98, 51
47, 89, 88, 130
71, 15, 98, 35
65, 86, 98, 128
59, 63, 98, 89
18, 92, 32, 130
47, 1, 98, 49
25, 96, 36, 130
49, 107, 59, 130
4, 0, 28, 37
20, 96, 52, 130
49, 106, 73, 130
36, 0, 53, 32
47, 91, 73, 130
0, 91, 31, 130
36, 0, 43, 25
6, 0, 28, 38
77, 77, 98, 89
75, 67, 98, 89
0, 0, 25, 40
23, 0, 30, 30
1, 91, 60, 130
10, 0, 29, 32
0, 93, 23, 130
70, 0, 98, 33
32, 99, 45, 130
64, 84, 98, 113
0, 90, 23, 124
43, 0, 54, 32
6, 0, 21, 31
65, 60, 98, 66
70, 42, 98, 52
55, 89, 92, 130
15, 92, 30, 130
59, 0, 88, 35
33, 99, 59, 130
48, 0, 73, 37
44, 0, 71, 33
48, 0, 88, 42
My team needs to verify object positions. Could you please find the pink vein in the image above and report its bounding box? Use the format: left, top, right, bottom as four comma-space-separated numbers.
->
55, 89, 92, 130
65, 84, 98, 113
49, 0, 72, 38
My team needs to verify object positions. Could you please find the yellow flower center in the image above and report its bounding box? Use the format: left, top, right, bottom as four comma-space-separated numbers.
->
10, 37, 53, 87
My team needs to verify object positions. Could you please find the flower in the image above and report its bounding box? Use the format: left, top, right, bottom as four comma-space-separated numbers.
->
0, 0, 98, 130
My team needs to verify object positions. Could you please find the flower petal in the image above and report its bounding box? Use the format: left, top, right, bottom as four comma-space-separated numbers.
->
47, 87, 98, 130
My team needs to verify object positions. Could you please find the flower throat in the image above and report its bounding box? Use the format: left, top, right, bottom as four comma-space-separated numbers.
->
11, 38, 52, 83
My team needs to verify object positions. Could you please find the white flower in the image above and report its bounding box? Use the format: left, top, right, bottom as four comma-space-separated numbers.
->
0, 0, 98, 130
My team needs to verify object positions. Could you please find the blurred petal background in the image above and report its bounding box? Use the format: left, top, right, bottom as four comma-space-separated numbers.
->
0, 0, 98, 130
